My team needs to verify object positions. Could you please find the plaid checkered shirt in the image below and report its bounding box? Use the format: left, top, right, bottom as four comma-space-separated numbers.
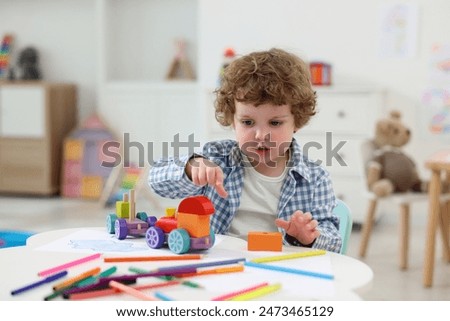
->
148, 139, 342, 253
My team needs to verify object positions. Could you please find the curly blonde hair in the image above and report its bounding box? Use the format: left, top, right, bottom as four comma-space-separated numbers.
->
214, 48, 317, 129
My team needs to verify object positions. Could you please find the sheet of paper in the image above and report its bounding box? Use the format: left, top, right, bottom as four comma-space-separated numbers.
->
378, 3, 418, 59
34, 229, 226, 255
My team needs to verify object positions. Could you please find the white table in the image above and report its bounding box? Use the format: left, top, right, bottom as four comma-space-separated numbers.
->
0, 227, 373, 301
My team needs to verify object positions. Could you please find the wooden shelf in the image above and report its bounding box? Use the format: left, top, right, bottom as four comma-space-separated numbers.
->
0, 82, 77, 195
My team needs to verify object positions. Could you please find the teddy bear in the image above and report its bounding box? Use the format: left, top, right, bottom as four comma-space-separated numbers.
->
365, 110, 427, 197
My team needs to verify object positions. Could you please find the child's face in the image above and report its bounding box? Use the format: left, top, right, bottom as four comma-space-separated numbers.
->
233, 101, 298, 170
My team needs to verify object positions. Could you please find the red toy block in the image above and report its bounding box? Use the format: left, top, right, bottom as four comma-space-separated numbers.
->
155, 216, 178, 233
247, 232, 283, 251
177, 195, 215, 216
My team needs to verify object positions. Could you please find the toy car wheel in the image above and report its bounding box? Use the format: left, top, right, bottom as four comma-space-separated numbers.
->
136, 212, 148, 221
209, 229, 216, 247
147, 216, 158, 226
145, 226, 165, 249
168, 229, 190, 254
106, 214, 118, 234
115, 218, 128, 240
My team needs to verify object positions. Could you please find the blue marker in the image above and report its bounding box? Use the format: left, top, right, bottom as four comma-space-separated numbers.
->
154, 291, 174, 301
11, 270, 68, 295
244, 261, 334, 280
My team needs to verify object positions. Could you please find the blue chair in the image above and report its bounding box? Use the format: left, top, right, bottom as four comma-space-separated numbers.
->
333, 199, 353, 254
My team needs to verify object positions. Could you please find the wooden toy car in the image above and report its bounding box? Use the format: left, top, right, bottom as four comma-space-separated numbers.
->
145, 195, 216, 254
106, 189, 155, 239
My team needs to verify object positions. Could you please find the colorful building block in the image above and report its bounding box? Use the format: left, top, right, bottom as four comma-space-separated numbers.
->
81, 176, 103, 199
177, 195, 214, 215
176, 196, 215, 238
247, 231, 283, 251
64, 139, 83, 160
165, 207, 176, 217
115, 201, 130, 219
177, 212, 210, 238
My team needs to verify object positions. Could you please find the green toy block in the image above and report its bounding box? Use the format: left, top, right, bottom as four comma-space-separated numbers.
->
121, 179, 135, 189
116, 201, 130, 218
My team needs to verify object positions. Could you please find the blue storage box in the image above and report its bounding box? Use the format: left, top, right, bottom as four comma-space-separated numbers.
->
0, 230, 35, 248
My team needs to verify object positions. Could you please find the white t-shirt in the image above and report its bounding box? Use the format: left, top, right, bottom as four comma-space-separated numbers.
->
228, 157, 289, 240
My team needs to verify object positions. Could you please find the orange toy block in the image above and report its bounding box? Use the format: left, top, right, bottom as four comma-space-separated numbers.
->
177, 212, 210, 238
81, 176, 103, 199
64, 139, 83, 161
247, 232, 282, 251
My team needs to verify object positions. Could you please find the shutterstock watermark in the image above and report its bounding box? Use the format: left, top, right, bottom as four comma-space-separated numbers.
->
101, 132, 347, 168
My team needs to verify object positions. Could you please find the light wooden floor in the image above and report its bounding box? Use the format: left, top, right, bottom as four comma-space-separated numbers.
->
1, 194, 448, 300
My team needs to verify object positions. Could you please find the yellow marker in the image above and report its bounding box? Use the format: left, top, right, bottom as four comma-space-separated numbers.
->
250, 249, 326, 263
228, 283, 282, 301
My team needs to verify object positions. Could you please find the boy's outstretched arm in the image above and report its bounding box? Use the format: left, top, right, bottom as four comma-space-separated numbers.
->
185, 157, 228, 198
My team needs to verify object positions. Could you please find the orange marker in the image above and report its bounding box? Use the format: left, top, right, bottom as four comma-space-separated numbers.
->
109, 281, 157, 301
53, 267, 101, 291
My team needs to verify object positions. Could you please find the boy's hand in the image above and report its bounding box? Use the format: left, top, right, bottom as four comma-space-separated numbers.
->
275, 211, 320, 246
185, 157, 228, 198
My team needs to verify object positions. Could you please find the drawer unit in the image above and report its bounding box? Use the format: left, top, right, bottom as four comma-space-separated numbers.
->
307, 95, 375, 135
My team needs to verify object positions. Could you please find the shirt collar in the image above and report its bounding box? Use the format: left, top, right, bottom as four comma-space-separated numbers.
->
288, 138, 312, 182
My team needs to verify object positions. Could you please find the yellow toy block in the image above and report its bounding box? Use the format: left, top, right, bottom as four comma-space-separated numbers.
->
247, 232, 282, 251
177, 212, 210, 238
165, 207, 176, 217
64, 139, 83, 161
116, 201, 130, 218
81, 176, 103, 199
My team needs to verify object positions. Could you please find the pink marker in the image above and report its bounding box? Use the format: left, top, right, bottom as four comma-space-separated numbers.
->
38, 253, 101, 277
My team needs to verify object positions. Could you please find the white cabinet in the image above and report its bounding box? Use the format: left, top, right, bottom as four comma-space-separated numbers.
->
0, 87, 46, 138
298, 86, 384, 223
0, 82, 77, 195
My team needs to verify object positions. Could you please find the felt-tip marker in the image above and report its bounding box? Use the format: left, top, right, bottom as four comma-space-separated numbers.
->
11, 271, 68, 296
